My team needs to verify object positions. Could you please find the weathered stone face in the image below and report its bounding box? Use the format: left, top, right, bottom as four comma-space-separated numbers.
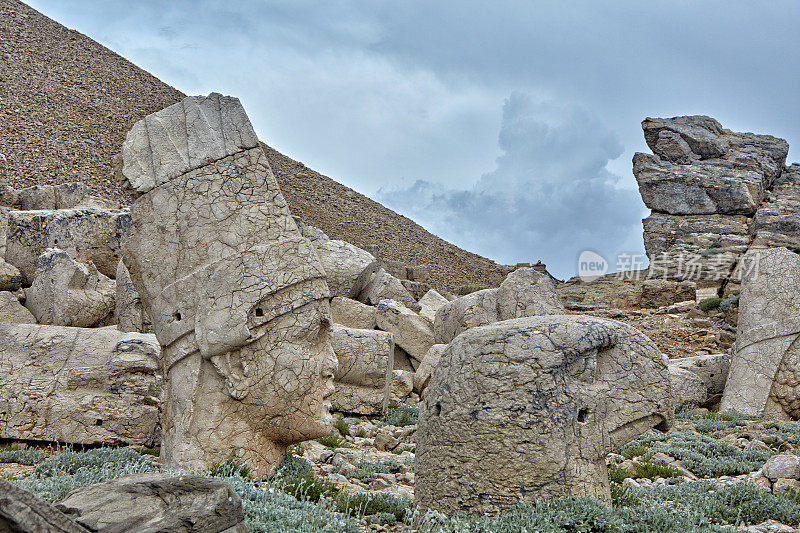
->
721, 248, 800, 420
416, 315, 673, 516
120, 93, 335, 476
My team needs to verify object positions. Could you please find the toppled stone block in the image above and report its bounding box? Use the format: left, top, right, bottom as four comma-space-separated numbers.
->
495, 267, 564, 320
330, 296, 377, 330
434, 288, 498, 344
330, 325, 393, 415
401, 279, 430, 300
418, 289, 448, 323
376, 299, 435, 365
434, 268, 563, 344
721, 248, 800, 419
416, 315, 673, 515
0, 480, 89, 533
0, 290, 36, 324
668, 365, 707, 411
640, 279, 696, 308
413, 344, 446, 398
116, 259, 150, 333
313, 238, 377, 298
24, 248, 115, 327
752, 164, 800, 248
670, 353, 730, 395
57, 473, 247, 532
5, 207, 132, 283
0, 324, 162, 445
0, 257, 21, 290
359, 268, 418, 310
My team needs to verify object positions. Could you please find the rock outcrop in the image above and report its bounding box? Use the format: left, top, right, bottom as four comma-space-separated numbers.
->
0, 480, 90, 533
24, 248, 115, 327
416, 315, 673, 515
120, 93, 336, 476
0, 324, 161, 446
634, 115, 792, 283
721, 248, 800, 419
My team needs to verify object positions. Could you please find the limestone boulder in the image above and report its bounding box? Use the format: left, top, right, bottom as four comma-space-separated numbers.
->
0, 480, 89, 533
5, 207, 132, 283
330, 325, 394, 415
376, 299, 435, 365
416, 315, 673, 515
0, 323, 162, 445
0, 257, 21, 290
413, 344, 446, 398
24, 248, 115, 327
434, 288, 498, 344
668, 365, 708, 411
313, 238, 377, 298
115, 259, 150, 333
359, 268, 418, 310
762, 455, 800, 481
496, 267, 564, 320
670, 353, 730, 396
721, 248, 800, 419
330, 296, 377, 329
418, 289, 448, 323
0, 291, 36, 324
57, 473, 247, 533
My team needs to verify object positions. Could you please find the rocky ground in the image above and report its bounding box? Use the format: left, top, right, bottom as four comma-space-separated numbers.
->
5, 405, 800, 532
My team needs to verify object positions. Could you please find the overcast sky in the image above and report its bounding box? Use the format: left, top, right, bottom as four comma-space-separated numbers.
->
28, 1, 800, 278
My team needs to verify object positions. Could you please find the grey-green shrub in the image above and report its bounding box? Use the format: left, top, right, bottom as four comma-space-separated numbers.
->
0, 448, 45, 465
385, 405, 418, 426
653, 432, 769, 477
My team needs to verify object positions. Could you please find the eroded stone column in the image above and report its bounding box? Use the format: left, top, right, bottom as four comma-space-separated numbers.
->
119, 93, 336, 477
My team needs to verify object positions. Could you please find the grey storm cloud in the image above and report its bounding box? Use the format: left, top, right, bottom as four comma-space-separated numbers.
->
376, 93, 644, 278
27, 0, 800, 278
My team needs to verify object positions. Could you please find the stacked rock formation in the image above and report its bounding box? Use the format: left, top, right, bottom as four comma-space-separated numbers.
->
634, 116, 792, 284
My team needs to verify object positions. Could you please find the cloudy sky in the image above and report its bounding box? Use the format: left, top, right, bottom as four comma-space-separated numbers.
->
28, 1, 800, 278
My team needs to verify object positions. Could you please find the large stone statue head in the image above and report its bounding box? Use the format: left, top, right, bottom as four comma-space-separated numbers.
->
119, 93, 336, 476
416, 315, 673, 516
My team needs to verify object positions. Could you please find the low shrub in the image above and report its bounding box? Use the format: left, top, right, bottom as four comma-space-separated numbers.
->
353, 428, 367, 438
334, 491, 411, 523
0, 447, 45, 465
619, 445, 650, 460
385, 405, 419, 427
653, 431, 769, 477
348, 459, 403, 483
699, 298, 723, 312
316, 432, 350, 449
207, 459, 251, 478
634, 461, 683, 480
607, 465, 629, 484
334, 418, 350, 437
276, 471, 339, 503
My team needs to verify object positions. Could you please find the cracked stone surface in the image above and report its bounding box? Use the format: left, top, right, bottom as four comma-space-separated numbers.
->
752, 164, 800, 249
116, 259, 151, 333
312, 238, 377, 299
721, 248, 800, 419
416, 315, 673, 516
0, 291, 35, 324
120, 93, 336, 477
418, 288, 448, 323
24, 248, 115, 327
330, 296, 377, 330
376, 298, 435, 365
57, 473, 247, 533
4, 207, 132, 283
0, 324, 162, 446
358, 268, 418, 310
0, 479, 90, 533
330, 325, 394, 415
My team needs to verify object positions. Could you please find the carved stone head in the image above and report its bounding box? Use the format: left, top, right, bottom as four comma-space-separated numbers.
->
120, 93, 336, 475
416, 315, 673, 515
